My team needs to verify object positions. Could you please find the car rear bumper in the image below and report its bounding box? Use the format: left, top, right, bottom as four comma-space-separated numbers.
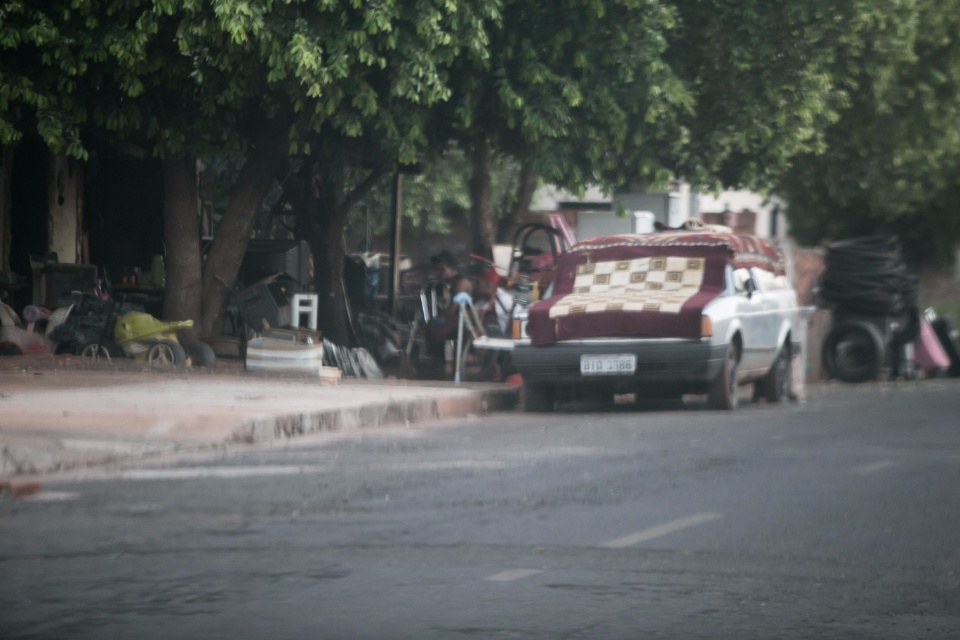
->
511, 338, 727, 395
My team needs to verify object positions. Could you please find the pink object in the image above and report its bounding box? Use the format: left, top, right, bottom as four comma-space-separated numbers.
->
506, 373, 524, 387
546, 212, 577, 248
914, 316, 950, 374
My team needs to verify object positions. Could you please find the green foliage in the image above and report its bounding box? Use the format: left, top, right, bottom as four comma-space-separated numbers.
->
776, 0, 960, 265
441, 0, 689, 192
7, 0, 958, 268
1, 0, 500, 164
348, 147, 524, 245
664, 0, 921, 191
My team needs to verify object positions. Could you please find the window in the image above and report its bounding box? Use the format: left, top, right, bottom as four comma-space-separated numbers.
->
732, 268, 754, 293
752, 268, 788, 291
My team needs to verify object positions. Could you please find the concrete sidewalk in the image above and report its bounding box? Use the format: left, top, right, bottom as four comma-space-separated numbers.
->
0, 355, 519, 477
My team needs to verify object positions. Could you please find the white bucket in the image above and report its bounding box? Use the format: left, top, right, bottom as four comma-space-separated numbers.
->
492, 244, 512, 276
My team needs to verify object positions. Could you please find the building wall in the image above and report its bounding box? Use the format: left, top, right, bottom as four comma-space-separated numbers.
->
696, 189, 786, 239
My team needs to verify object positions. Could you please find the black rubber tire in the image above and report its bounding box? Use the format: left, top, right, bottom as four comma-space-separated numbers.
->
523, 382, 555, 412
759, 344, 791, 403
147, 341, 186, 367
708, 343, 739, 410
182, 340, 217, 368
0, 341, 22, 356
822, 321, 886, 383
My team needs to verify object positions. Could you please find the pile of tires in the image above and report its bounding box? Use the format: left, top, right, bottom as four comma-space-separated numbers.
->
819, 236, 919, 383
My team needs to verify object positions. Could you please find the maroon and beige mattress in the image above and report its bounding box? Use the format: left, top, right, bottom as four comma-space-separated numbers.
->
526, 232, 783, 347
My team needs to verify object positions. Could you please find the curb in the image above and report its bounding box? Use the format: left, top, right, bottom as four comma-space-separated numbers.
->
0, 384, 521, 477
233, 386, 519, 443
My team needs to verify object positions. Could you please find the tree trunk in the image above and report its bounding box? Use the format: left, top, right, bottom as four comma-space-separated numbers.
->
199, 116, 291, 339
496, 156, 539, 244
161, 156, 201, 324
311, 200, 352, 345
300, 166, 385, 346
469, 137, 495, 259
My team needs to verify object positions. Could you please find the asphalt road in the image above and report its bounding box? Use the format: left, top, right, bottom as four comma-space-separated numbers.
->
2, 381, 959, 639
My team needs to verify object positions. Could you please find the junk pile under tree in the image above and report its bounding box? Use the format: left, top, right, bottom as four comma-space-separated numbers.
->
817, 235, 958, 382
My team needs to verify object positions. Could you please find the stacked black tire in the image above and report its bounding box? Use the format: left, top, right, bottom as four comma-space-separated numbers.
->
819, 236, 919, 383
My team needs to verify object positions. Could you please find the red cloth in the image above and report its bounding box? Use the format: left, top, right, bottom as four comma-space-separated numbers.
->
481, 268, 501, 284
571, 232, 785, 274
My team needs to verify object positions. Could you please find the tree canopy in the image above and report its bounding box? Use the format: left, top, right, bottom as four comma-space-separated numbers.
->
5, 0, 959, 344
775, 0, 960, 265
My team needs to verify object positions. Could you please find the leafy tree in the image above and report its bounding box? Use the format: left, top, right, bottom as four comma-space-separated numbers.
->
436, 0, 687, 257
2, 0, 498, 342
430, 0, 915, 258
775, 0, 960, 265
5, 0, 945, 347
346, 147, 527, 254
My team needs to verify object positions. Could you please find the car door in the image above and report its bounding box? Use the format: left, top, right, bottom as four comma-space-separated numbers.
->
731, 267, 768, 373
749, 268, 786, 367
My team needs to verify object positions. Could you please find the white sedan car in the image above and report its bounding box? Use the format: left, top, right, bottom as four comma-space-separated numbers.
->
500, 231, 801, 411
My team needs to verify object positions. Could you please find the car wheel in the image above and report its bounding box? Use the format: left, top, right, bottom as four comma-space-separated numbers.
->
147, 341, 186, 367
523, 382, 555, 412
708, 343, 739, 410
760, 344, 790, 403
822, 321, 885, 383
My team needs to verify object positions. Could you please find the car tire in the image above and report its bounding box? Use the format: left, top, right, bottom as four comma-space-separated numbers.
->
708, 343, 739, 410
760, 344, 790, 403
523, 382, 555, 412
822, 321, 885, 383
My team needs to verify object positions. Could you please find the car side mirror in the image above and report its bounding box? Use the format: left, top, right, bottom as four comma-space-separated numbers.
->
744, 278, 757, 299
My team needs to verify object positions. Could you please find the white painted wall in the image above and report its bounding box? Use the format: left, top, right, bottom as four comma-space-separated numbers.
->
532, 182, 787, 240
695, 189, 786, 239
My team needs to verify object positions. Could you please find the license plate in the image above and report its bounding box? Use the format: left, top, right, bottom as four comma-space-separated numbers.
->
580, 354, 637, 375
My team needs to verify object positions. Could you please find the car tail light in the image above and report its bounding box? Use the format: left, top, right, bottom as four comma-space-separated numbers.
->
512, 318, 529, 340
701, 315, 713, 338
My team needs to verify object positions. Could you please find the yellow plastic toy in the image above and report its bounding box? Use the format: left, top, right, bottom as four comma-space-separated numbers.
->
114, 312, 193, 366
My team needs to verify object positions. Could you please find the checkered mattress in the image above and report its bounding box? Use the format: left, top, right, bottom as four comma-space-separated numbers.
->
549, 256, 708, 319
527, 241, 731, 346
